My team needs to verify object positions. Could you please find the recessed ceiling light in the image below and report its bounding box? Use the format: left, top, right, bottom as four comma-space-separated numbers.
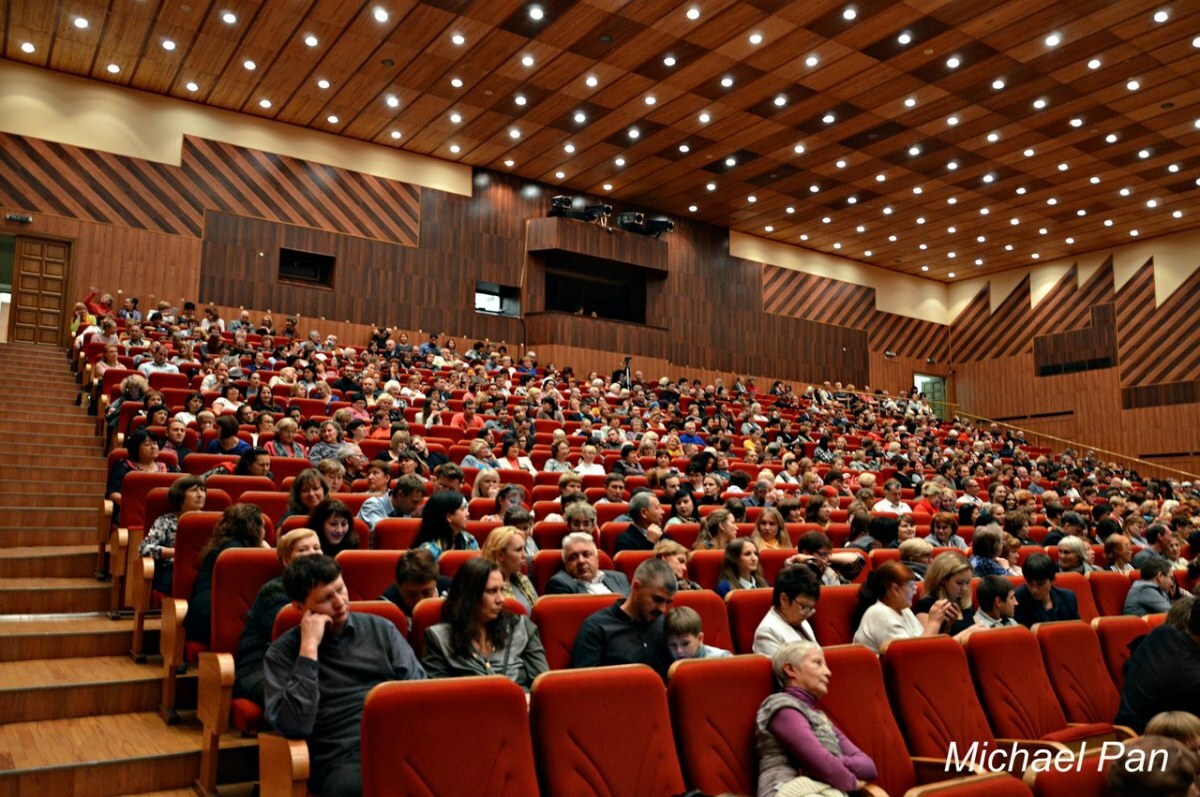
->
1031, 253, 1040, 260
898, 32, 912, 45
909, 145, 921, 156
1130, 229, 1139, 236
451, 77, 463, 88
327, 115, 339, 124
688, 204, 698, 212
864, 249, 873, 257
106, 63, 120, 74
1153, 9, 1169, 22
977, 235, 986, 243
530, 5, 545, 20
876, 174, 886, 182
374, 7, 389, 22
386, 95, 399, 107
883, 207, 893, 215
663, 55, 676, 67
810, 185, 820, 193
919, 243, 927, 249
1126, 79, 1140, 91
947, 224, 956, 231
615, 157, 626, 167
987, 132, 1000, 142
765, 225, 773, 232
162, 39, 176, 51
1058, 163, 1069, 171
800, 235, 809, 241
1005, 244, 1014, 250
1120, 187, 1131, 196
1146, 199, 1158, 208
921, 265, 929, 272
1194, 36, 1200, 48
1069, 118, 1083, 128
706, 182, 717, 191
185, 81, 199, 91
721, 76, 734, 88
1138, 149, 1151, 159
843, 7, 857, 20
73, 16, 89, 29
450, 113, 462, 123
1015, 186, 1026, 194
1105, 133, 1118, 143
805, 55, 819, 67
510, 129, 523, 140
1104, 219, 1114, 226
946, 56, 961, 68
628, 127, 640, 138
947, 272, 956, 278
574, 112, 586, 123
786, 207, 795, 214
1033, 98, 1047, 109
1010, 218, 1019, 225
904, 97, 917, 108
823, 217, 831, 224
603, 183, 612, 191
1173, 210, 1183, 218
1038, 228, 1048, 235
847, 196, 858, 205
983, 174, 995, 183
948, 252, 957, 258
585, 75, 598, 88
521, 54, 535, 67
555, 171, 565, 179
749, 33, 763, 45
317, 79, 330, 89
304, 34, 319, 47
515, 95, 527, 106
1045, 33, 1061, 47
793, 143, 805, 154
913, 186, 923, 194
992, 78, 1006, 90
686, 7, 700, 20
564, 144, 575, 153
1066, 238, 1074, 244
947, 161, 959, 170
20, 42, 34, 53
1047, 198, 1058, 205
947, 116, 959, 126
1169, 163, 1180, 172
747, 195, 757, 203
392, 131, 403, 140
1090, 176, 1101, 184
451, 33, 466, 45
725, 157, 737, 167
916, 217, 925, 224
822, 113, 836, 124
975, 258, 983, 265
644, 96, 656, 105
243, 60, 256, 70
835, 159, 847, 168
856, 225, 866, 232
259, 98, 271, 108
1087, 58, 1101, 69
1077, 209, 1087, 216
774, 95, 787, 107
222, 11, 237, 24
980, 208, 989, 215
1023, 148, 1035, 157
678, 144, 689, 153
699, 112, 711, 123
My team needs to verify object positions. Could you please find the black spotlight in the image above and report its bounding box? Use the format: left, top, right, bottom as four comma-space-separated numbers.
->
548, 195, 573, 216
616, 211, 645, 232
643, 219, 674, 238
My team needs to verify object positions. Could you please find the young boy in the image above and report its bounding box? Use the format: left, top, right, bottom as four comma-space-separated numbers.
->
665, 606, 732, 660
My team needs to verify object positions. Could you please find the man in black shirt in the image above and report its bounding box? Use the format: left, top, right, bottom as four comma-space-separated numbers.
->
1115, 600, 1200, 732
1013, 553, 1079, 627
572, 558, 677, 679
614, 491, 668, 553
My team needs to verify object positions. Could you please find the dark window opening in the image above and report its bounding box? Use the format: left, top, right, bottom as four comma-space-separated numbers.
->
543, 255, 652, 324
279, 248, 335, 288
475, 282, 521, 317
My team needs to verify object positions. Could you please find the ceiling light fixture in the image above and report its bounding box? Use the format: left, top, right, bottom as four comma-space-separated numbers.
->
699, 112, 711, 123
1087, 58, 1101, 69
678, 144, 689, 153
810, 185, 820, 193
686, 7, 700, 21
987, 132, 1000, 142
721, 76, 734, 87
725, 157, 737, 167
304, 34, 319, 47
451, 33, 465, 45
786, 207, 795, 214
243, 59, 256, 70
574, 111, 586, 123
1045, 33, 1061, 47
909, 145, 921, 156
883, 207, 893, 215
843, 7, 857, 20
451, 77, 463, 88
73, 16, 89, 29
259, 98, 271, 108
1033, 98, 1047, 109
749, 33, 763, 44
689, 205, 698, 212
521, 55, 535, 67
793, 143, 805, 154
877, 174, 886, 182
529, 5, 544, 20
1070, 118, 1083, 127
20, 42, 34, 53
836, 159, 847, 168
822, 113, 836, 124
805, 55, 819, 67
374, 7, 389, 22
327, 115, 339, 124
628, 128, 639, 139
1105, 133, 1118, 143
663, 55, 676, 67
992, 78, 1006, 89
615, 157, 626, 167
946, 56, 961, 68
898, 32, 912, 45
106, 63, 120, 73
162, 40, 176, 51
1126, 79, 1140, 91
765, 225, 773, 232
585, 75, 598, 87
706, 182, 717, 191
393, 131, 403, 140
554, 171, 564, 179
508, 128, 521, 139
222, 11, 237, 24
185, 81, 199, 91
947, 115, 959, 125
386, 95, 400, 107
450, 112, 462, 123
564, 144, 575, 153
1153, 9, 1169, 22
774, 94, 787, 107
317, 79, 330, 89
747, 195, 757, 203
644, 96, 656, 105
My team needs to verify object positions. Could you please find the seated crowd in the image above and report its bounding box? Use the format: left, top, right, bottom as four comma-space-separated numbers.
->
79, 294, 1200, 796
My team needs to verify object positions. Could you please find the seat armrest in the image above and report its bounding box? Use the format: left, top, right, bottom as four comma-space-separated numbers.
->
912, 756, 985, 783
96, 499, 114, 579
160, 597, 188, 670
108, 528, 129, 613
857, 785, 888, 797
909, 771, 1030, 795
129, 555, 154, 661
124, 528, 146, 607
197, 652, 234, 733
259, 733, 310, 797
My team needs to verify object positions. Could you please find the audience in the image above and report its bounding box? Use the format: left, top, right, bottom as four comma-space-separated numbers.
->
654, 539, 702, 590
851, 562, 948, 653
973, 575, 1020, 629
665, 606, 731, 660
1013, 553, 1080, 627
614, 490, 668, 552
412, 491, 478, 560
545, 533, 629, 595
716, 538, 768, 599
380, 548, 449, 622
422, 558, 548, 690
753, 565, 822, 655
572, 557, 676, 680
308, 498, 360, 557
183, 504, 270, 646
480, 525, 538, 613
1125, 559, 1177, 617
914, 551, 976, 637
138, 475, 206, 594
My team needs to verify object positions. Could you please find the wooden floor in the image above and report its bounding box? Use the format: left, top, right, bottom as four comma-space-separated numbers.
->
0, 343, 258, 796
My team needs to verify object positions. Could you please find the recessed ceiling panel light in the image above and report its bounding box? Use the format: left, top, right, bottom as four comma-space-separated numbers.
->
1005, 244, 1014, 250
946, 56, 961, 68
1033, 98, 1046, 109
663, 55, 676, 67
774, 95, 787, 107
1173, 210, 1183, 218
1058, 163, 1069, 171
706, 182, 716, 191
1130, 229, 1139, 236
898, 32, 912, 45
386, 95, 400, 107
373, 7, 389, 22
327, 115, 339, 124
822, 113, 835, 124
508, 128, 520, 139
1090, 176, 1101, 184
800, 234, 809, 241
876, 174, 886, 182
162, 40, 176, 51
1016, 186, 1026, 194
514, 95, 528, 106
856, 225, 866, 232
865, 250, 873, 257
392, 131, 403, 140
764, 225, 773, 232
564, 144, 575, 153
843, 7, 857, 20
912, 186, 923, 194
106, 63, 120, 73
1120, 187, 1131, 196
644, 96, 656, 105
786, 207, 795, 214
554, 171, 564, 178
725, 157, 736, 167
1070, 118, 1083, 127
1153, 9, 1169, 22
1104, 219, 1114, 226
1138, 149, 1151, 159
947, 161, 959, 170
747, 195, 757, 203
721, 76, 734, 87
585, 75, 598, 87
810, 185, 820, 193
185, 81, 199, 91
1023, 148, 1035, 157
1077, 209, 1087, 216
1105, 133, 1118, 143
243, 60, 256, 70
793, 143, 805, 154
1047, 198, 1058, 205
450, 113, 462, 123
451, 33, 465, 45
529, 5, 545, 20
980, 208, 989, 215
1169, 163, 1180, 172
921, 265, 929, 272
615, 157, 626, 167
1066, 238, 1074, 244
947, 116, 959, 126
688, 204, 698, 212
20, 42, 35, 53
73, 16, 89, 29
678, 144, 689, 153
992, 78, 1006, 89
451, 77, 463, 88
1146, 199, 1158, 208
847, 196, 858, 204
1126, 79, 1140, 91
836, 159, 847, 168
304, 34, 319, 47
521, 55, 535, 67
805, 55, 819, 67
1045, 33, 1061, 47
1087, 58, 1101, 69
686, 7, 700, 20
317, 79, 330, 89
975, 258, 983, 265
222, 11, 237, 24
259, 98, 271, 108
699, 112, 711, 123
983, 173, 995, 183
987, 132, 1000, 142
749, 33, 763, 44
909, 145, 921, 156
574, 111, 586, 123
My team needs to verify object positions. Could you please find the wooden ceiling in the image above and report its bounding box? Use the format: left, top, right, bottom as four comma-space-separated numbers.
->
4, 0, 1200, 281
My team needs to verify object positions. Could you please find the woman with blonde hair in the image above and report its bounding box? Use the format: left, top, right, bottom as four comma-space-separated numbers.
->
751, 507, 791, 551
914, 551, 976, 638
654, 539, 701, 590
481, 525, 538, 613
471, 468, 502, 500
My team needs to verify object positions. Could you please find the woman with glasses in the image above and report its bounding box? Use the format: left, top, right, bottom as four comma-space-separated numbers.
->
752, 565, 823, 656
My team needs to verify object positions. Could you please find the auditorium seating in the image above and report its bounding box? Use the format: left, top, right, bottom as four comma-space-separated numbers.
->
1032, 621, 1130, 730
530, 594, 617, 670
726, 588, 774, 654
531, 666, 686, 797
1086, 571, 1134, 621
1092, 615, 1150, 690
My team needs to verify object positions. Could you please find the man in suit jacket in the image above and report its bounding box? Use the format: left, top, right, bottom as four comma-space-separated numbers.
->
545, 532, 630, 595
1013, 552, 1080, 627
614, 491, 669, 553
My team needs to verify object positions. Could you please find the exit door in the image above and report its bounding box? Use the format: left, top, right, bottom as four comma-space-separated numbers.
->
914, 373, 948, 416
8, 236, 70, 345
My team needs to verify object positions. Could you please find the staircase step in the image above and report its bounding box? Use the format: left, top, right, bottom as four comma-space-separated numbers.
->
0, 507, 100, 527
0, 430, 105, 447
0, 578, 110, 613
0, 527, 97, 548
0, 655, 197, 722
0, 712, 257, 796
0, 545, 95, 578
0, 492, 99, 508
0, 463, 105, 481
0, 616, 161, 662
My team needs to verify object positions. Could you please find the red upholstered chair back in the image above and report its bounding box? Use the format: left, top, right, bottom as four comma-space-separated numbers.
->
667, 655, 774, 796
374, 518, 422, 550
810, 584, 860, 646
688, 549, 725, 590
438, 549, 481, 578
964, 626, 1071, 739
144, 487, 231, 532
665, 523, 701, 550
272, 600, 408, 640
1087, 571, 1133, 617
671, 590, 733, 652
531, 521, 568, 550
1033, 621, 1120, 724
1026, 754, 1111, 797
279, 515, 370, 550
204, 475, 276, 503
362, 677, 539, 797
336, 550, 406, 602
821, 644, 917, 797
173, 511, 224, 600
613, 550, 653, 582
881, 635, 997, 760
267, 456, 309, 489
760, 548, 799, 583
530, 593, 618, 670
531, 666, 685, 797
182, 452, 238, 476
238, 491, 290, 527
725, 588, 775, 654
120, 472, 185, 530
210, 549, 282, 654
495, 468, 534, 494
1054, 571, 1099, 623
1092, 615, 1149, 689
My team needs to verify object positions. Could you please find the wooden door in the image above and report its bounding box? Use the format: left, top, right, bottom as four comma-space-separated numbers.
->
9, 237, 69, 345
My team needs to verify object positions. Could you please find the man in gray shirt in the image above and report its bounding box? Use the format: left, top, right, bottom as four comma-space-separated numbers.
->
265, 556, 425, 797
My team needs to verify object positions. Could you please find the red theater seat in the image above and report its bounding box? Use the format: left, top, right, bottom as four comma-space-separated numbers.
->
530, 593, 616, 670
1033, 621, 1128, 728
1091, 615, 1149, 690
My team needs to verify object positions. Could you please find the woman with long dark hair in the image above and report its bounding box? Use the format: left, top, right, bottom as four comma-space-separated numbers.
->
184, 504, 269, 645
307, 498, 359, 557
422, 557, 547, 690
716, 538, 768, 599
413, 491, 478, 560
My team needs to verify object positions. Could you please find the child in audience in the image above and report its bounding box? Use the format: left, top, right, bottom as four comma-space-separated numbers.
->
665, 606, 732, 660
